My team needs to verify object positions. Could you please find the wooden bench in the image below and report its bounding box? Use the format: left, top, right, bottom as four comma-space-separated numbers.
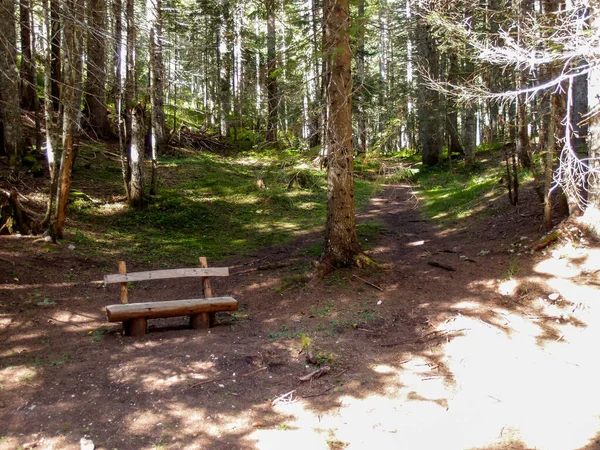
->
104, 257, 238, 336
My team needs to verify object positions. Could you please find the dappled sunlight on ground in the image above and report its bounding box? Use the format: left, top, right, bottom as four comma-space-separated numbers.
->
245, 239, 600, 450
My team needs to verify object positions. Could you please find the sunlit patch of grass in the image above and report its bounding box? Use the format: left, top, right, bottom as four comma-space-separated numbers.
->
411, 163, 504, 222
67, 146, 381, 265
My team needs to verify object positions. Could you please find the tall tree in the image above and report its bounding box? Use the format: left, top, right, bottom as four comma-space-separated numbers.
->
582, 1, 600, 236
415, 1, 442, 165
42, 0, 60, 227
321, 0, 361, 268
85, 0, 113, 139
266, 0, 279, 143
147, 0, 166, 195
0, 0, 24, 166
19, 0, 37, 111
50, 0, 61, 112
54, 0, 85, 237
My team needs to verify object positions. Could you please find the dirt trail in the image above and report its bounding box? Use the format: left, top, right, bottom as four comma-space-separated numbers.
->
1, 182, 600, 450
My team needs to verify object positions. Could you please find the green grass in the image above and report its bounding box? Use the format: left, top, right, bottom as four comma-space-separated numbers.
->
67, 146, 380, 265
409, 162, 503, 221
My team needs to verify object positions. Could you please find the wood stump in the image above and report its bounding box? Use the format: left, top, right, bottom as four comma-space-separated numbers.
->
190, 312, 214, 329
123, 317, 148, 336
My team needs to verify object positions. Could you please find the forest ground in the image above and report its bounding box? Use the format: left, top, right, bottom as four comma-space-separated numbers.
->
1, 161, 600, 449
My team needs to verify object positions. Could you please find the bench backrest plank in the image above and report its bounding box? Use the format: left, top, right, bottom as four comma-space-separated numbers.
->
104, 267, 229, 284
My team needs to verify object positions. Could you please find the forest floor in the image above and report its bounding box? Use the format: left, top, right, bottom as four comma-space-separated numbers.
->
2, 164, 600, 449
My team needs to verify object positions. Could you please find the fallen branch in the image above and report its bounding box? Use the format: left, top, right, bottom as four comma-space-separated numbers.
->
271, 389, 296, 406
351, 274, 384, 291
380, 328, 468, 347
302, 385, 335, 398
427, 261, 456, 272
229, 256, 269, 271
191, 366, 267, 387
298, 366, 330, 382
234, 262, 290, 275
533, 231, 559, 251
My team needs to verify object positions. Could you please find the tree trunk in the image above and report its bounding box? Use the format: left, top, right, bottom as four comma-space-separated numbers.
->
54, 0, 85, 238
0, 0, 23, 166
266, 0, 279, 143
20, 0, 37, 111
581, 2, 600, 237
85, 0, 113, 139
356, 0, 366, 155
42, 0, 60, 228
128, 104, 145, 207
446, 51, 463, 158
50, 0, 61, 113
322, 0, 361, 267
415, 5, 441, 166
148, 0, 166, 195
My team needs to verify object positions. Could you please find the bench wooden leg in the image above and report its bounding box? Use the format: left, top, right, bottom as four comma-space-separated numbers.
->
123, 318, 148, 336
190, 312, 215, 329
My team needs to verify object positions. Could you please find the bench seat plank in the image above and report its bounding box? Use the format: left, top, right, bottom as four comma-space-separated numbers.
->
106, 297, 238, 322
104, 267, 229, 284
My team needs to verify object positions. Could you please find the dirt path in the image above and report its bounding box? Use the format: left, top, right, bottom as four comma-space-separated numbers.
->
1, 183, 600, 450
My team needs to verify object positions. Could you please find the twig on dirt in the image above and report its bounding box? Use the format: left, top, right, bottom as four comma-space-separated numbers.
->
233, 262, 290, 275
302, 385, 336, 398
298, 366, 330, 382
533, 232, 559, 251
357, 328, 376, 333
380, 329, 468, 347
191, 366, 267, 387
229, 256, 269, 270
427, 261, 456, 272
271, 389, 296, 406
351, 274, 384, 291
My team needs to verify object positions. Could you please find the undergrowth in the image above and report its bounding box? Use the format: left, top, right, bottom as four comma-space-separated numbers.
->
66, 144, 379, 265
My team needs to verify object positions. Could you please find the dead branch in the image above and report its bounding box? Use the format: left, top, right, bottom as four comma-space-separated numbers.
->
302, 385, 336, 398
427, 261, 456, 272
380, 328, 468, 347
191, 366, 267, 388
298, 366, 330, 382
533, 232, 559, 251
233, 262, 290, 275
271, 390, 296, 406
351, 274, 384, 291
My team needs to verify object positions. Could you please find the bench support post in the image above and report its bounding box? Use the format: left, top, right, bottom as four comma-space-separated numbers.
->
124, 317, 148, 336
190, 312, 214, 329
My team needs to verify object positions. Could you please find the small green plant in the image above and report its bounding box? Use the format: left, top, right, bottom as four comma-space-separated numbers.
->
311, 301, 334, 318
268, 325, 302, 340
49, 353, 71, 366
276, 424, 290, 431
36, 297, 55, 307
506, 257, 520, 278
89, 327, 108, 342
300, 333, 312, 350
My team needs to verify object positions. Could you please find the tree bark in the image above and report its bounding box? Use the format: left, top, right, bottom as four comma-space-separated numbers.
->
50, 0, 61, 113
85, 0, 113, 139
415, 5, 441, 166
128, 104, 146, 207
266, 0, 279, 143
0, 0, 23, 166
148, 0, 166, 195
54, 0, 85, 238
42, 0, 60, 227
356, 0, 366, 155
20, 0, 37, 111
322, 0, 361, 267
582, 2, 600, 237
